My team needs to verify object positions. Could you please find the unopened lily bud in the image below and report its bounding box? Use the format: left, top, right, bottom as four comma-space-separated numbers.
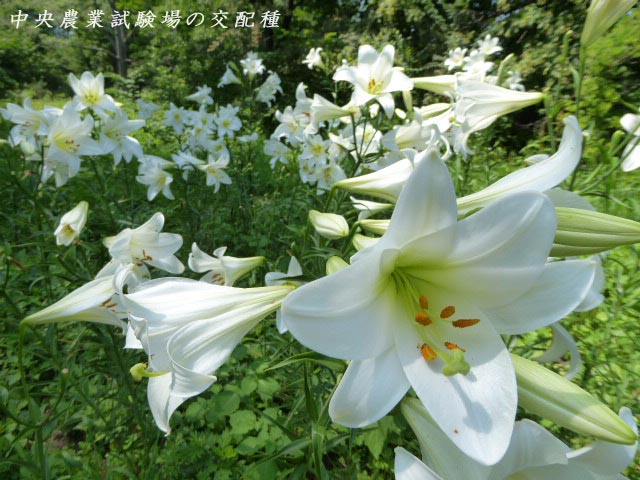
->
551, 207, 640, 256
309, 210, 349, 240
19, 140, 36, 156
581, 0, 638, 48
512, 354, 637, 444
359, 219, 390, 236
326, 256, 349, 275
352, 234, 379, 251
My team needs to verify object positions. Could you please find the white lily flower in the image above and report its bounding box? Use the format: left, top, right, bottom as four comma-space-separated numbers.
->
68, 72, 116, 113
309, 210, 349, 240
124, 280, 294, 433
44, 104, 104, 187
581, 0, 638, 48
136, 99, 160, 119
98, 109, 145, 165
215, 104, 242, 138
136, 155, 175, 201
3, 98, 61, 146
264, 138, 290, 168
218, 65, 242, 88
186, 85, 213, 105
310, 94, 356, 125
54, 201, 89, 246
350, 196, 393, 220
303, 47, 323, 69
333, 45, 413, 117
281, 150, 596, 464
504, 71, 525, 91
476, 34, 503, 56
462, 50, 494, 80
103, 213, 184, 274
22, 264, 141, 329
396, 397, 638, 480
620, 108, 640, 171
412, 75, 456, 96
164, 103, 189, 134
196, 155, 232, 192
256, 71, 283, 106
188, 243, 264, 285
240, 52, 265, 78
444, 48, 467, 71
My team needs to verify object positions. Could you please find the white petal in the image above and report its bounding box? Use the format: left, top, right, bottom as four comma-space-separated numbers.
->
329, 347, 410, 428
482, 259, 596, 335
125, 324, 144, 349
394, 447, 443, 480
147, 374, 185, 434
393, 298, 516, 465
407, 192, 556, 307
383, 150, 457, 248
457, 116, 583, 214
489, 419, 570, 478
621, 141, 640, 172
281, 252, 396, 360
534, 323, 582, 380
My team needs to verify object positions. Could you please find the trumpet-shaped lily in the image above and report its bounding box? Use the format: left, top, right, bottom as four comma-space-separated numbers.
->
124, 280, 294, 433
396, 397, 637, 480
188, 243, 264, 285
103, 213, 184, 274
186, 85, 213, 105
196, 155, 232, 192
303, 47, 323, 70
333, 45, 413, 117
68, 72, 116, 113
281, 150, 596, 464
218, 65, 242, 88
54, 201, 89, 246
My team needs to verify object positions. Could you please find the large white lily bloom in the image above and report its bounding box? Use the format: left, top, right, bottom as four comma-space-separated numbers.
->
188, 243, 264, 285
333, 45, 413, 117
396, 398, 638, 480
335, 116, 581, 206
54, 201, 89, 246
124, 280, 294, 433
103, 213, 184, 274
3, 98, 61, 146
98, 109, 145, 166
620, 109, 640, 172
215, 104, 242, 138
281, 150, 596, 464
68, 72, 116, 113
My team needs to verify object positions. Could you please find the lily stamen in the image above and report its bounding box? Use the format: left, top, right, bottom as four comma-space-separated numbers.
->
452, 319, 480, 328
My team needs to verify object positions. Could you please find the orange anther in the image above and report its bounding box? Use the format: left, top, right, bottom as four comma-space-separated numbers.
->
454, 429, 459, 434
452, 319, 480, 328
440, 306, 456, 318
444, 341, 466, 352
419, 295, 429, 310
415, 312, 432, 326
420, 343, 437, 361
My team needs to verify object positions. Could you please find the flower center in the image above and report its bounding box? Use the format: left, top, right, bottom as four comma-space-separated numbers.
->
412, 293, 479, 376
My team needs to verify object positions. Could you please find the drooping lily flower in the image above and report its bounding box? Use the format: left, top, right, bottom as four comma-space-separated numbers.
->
188, 243, 264, 285
54, 201, 89, 246
333, 45, 413, 117
103, 213, 184, 274
124, 280, 294, 433
281, 150, 595, 464
395, 397, 638, 480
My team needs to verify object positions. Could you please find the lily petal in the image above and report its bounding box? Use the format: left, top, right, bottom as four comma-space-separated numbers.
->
329, 347, 410, 428
282, 252, 396, 360
394, 447, 443, 480
482, 259, 596, 334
